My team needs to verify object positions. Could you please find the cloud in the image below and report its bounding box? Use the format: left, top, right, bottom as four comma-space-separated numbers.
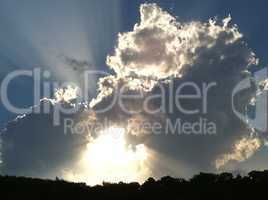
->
54, 85, 80, 103
106, 4, 251, 80
215, 135, 261, 169
105, 3, 260, 173
0, 3, 265, 182
62, 56, 93, 73
0, 100, 88, 178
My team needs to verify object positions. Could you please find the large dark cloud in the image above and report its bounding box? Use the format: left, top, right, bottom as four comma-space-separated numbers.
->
0, 100, 88, 178
102, 3, 261, 174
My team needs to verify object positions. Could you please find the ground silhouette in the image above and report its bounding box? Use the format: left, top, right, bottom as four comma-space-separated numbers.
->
0, 170, 267, 199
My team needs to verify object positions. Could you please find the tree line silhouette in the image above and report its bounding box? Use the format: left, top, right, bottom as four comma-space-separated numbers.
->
1, 170, 268, 199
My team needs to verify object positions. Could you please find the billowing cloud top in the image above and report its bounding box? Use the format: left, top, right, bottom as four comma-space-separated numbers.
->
107, 4, 252, 80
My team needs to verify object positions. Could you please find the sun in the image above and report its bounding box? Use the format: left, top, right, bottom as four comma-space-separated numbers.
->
64, 126, 150, 185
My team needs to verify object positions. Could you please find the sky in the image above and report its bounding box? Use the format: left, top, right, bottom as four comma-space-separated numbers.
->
0, 0, 268, 185
0, 0, 268, 125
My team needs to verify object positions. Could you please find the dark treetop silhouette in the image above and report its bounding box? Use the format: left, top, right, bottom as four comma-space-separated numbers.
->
0, 170, 268, 200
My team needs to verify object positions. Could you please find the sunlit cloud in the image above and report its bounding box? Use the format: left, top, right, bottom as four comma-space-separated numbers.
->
215, 136, 261, 169
54, 85, 80, 103
63, 126, 150, 185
